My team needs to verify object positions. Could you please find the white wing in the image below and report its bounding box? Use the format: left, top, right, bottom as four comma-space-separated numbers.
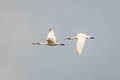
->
47, 29, 56, 43
76, 37, 86, 55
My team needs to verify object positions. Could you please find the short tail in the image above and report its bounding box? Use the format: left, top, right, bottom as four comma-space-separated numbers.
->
32, 42, 40, 45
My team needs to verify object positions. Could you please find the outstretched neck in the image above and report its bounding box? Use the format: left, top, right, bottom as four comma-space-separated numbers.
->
67, 37, 78, 40
32, 42, 47, 45
40, 42, 48, 45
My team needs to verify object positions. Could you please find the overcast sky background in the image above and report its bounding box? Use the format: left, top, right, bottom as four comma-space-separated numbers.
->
0, 0, 120, 80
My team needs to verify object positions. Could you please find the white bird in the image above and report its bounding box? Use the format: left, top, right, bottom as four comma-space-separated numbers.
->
66, 33, 94, 55
32, 28, 65, 46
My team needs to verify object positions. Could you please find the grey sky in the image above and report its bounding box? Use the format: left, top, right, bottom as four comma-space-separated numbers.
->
0, 0, 120, 80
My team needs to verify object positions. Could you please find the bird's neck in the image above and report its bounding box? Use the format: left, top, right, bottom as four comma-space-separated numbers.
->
40, 42, 47, 45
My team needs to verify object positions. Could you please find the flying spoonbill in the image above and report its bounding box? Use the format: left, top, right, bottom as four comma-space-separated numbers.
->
66, 33, 94, 55
32, 28, 65, 46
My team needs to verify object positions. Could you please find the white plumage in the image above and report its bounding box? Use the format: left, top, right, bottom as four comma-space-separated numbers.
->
66, 33, 94, 55
76, 34, 86, 55
47, 28, 56, 44
32, 28, 65, 46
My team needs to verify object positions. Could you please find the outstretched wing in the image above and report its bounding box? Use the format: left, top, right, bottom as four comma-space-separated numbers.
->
76, 37, 86, 55
47, 29, 56, 44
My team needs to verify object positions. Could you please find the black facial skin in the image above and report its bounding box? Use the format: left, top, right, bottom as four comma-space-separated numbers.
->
90, 37, 95, 39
